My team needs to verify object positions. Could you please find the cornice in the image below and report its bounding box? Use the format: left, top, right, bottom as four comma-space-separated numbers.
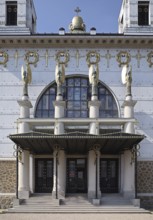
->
0, 34, 153, 48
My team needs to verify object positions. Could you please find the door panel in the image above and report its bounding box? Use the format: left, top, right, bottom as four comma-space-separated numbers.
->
100, 159, 118, 193
35, 159, 53, 193
67, 159, 87, 193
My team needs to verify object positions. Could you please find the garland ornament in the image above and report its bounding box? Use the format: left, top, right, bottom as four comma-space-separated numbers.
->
86, 51, 100, 67
25, 51, 39, 66
147, 51, 153, 67
116, 51, 131, 67
55, 51, 69, 66
0, 51, 8, 66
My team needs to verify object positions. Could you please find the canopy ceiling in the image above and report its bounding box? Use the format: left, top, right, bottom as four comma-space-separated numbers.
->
9, 131, 145, 155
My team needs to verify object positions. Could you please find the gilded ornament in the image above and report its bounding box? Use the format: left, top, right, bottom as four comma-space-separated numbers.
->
25, 51, 39, 66
147, 51, 153, 67
86, 51, 100, 67
55, 51, 69, 66
116, 51, 131, 67
0, 51, 8, 66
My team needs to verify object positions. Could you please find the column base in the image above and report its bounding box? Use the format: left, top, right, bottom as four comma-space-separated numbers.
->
132, 199, 140, 207
52, 190, 65, 200
92, 199, 101, 206
18, 190, 30, 199
88, 190, 101, 199
123, 191, 135, 199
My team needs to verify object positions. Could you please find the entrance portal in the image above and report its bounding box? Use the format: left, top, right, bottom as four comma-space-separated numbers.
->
100, 159, 118, 193
35, 159, 53, 193
66, 159, 87, 193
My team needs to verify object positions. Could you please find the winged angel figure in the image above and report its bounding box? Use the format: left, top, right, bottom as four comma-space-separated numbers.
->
21, 64, 32, 96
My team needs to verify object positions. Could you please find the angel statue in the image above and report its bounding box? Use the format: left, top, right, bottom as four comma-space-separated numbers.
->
21, 63, 32, 96
89, 64, 99, 96
55, 63, 65, 97
121, 64, 132, 96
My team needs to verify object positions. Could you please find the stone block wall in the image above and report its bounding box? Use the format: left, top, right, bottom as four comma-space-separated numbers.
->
0, 160, 16, 209
137, 161, 153, 193
137, 161, 153, 210
0, 161, 16, 193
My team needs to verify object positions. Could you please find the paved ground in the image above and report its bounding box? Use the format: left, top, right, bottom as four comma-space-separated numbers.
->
0, 213, 153, 220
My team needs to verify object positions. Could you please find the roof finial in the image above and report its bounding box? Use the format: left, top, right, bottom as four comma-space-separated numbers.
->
75, 7, 81, 15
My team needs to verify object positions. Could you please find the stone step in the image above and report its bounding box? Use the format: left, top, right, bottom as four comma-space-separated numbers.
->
8, 209, 150, 214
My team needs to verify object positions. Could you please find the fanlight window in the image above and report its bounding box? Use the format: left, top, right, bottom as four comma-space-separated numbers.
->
35, 76, 119, 118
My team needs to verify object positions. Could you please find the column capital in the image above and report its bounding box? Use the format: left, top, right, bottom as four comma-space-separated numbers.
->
53, 100, 66, 108
88, 100, 101, 108
17, 99, 33, 108
121, 100, 137, 108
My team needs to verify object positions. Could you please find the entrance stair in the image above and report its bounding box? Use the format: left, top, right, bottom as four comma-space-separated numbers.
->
7, 193, 150, 213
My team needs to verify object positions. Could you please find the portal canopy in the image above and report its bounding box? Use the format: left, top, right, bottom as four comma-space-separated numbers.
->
9, 131, 144, 155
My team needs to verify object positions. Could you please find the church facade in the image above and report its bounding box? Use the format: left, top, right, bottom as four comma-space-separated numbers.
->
0, 0, 153, 210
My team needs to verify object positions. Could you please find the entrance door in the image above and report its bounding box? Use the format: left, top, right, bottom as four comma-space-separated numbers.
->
100, 159, 118, 193
66, 159, 87, 193
35, 159, 53, 193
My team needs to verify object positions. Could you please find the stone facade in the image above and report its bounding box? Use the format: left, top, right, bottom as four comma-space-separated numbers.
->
0, 195, 15, 209
0, 161, 16, 193
139, 196, 153, 211
137, 161, 153, 193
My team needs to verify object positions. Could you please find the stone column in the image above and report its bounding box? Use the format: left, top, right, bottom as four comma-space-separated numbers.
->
88, 96, 101, 200
88, 149, 101, 200
52, 97, 66, 199
58, 150, 66, 199
17, 96, 32, 199
88, 98, 100, 135
29, 154, 34, 194
54, 99, 65, 135
122, 95, 137, 199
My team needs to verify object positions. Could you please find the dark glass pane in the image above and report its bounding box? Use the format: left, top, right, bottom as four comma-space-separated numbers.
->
6, 2, 17, 26
74, 111, 80, 118
75, 78, 80, 86
67, 111, 73, 118
68, 88, 73, 100
74, 101, 81, 110
49, 110, 54, 117
81, 79, 87, 86
36, 110, 41, 118
74, 88, 80, 100
42, 110, 49, 118
49, 87, 55, 94
138, 3, 149, 25
37, 100, 42, 110
81, 111, 88, 118
81, 101, 87, 110
67, 101, 73, 110
81, 88, 88, 100
42, 95, 49, 110
67, 78, 74, 86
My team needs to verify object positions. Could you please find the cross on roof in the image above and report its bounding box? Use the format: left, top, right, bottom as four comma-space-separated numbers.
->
75, 7, 81, 15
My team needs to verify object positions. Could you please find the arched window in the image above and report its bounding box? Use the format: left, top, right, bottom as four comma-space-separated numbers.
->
35, 76, 119, 118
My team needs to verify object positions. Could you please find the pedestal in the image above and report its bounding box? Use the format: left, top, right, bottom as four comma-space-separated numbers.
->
88, 150, 101, 199
88, 100, 100, 135
18, 150, 30, 199
52, 150, 66, 199
121, 95, 137, 199
54, 100, 65, 135
17, 96, 32, 199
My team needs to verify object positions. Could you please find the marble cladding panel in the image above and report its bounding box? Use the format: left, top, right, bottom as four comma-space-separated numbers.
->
137, 161, 153, 193
0, 161, 16, 193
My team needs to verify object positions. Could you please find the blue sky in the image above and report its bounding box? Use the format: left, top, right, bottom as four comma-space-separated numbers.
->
33, 0, 122, 33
